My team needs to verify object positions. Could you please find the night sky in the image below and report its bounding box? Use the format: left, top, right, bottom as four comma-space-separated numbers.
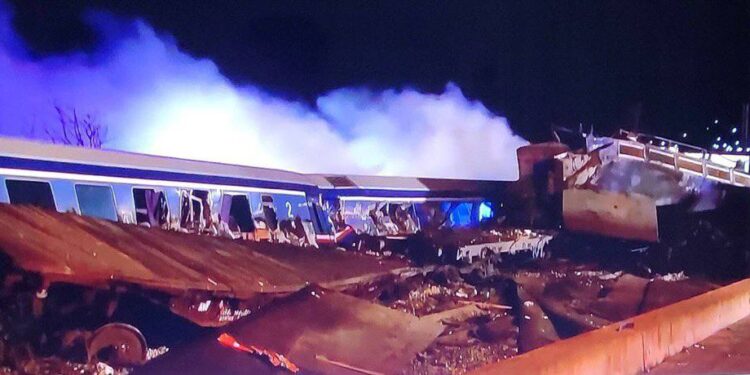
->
7, 0, 750, 143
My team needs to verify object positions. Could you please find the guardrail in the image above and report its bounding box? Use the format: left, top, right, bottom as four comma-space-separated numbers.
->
614, 138, 750, 188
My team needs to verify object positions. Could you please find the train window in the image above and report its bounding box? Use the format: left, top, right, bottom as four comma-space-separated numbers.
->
180, 190, 211, 232
390, 203, 419, 234
133, 188, 169, 227
445, 202, 474, 227
220, 194, 254, 233
75, 184, 117, 221
5, 180, 56, 210
260, 194, 278, 231
478, 201, 494, 221
310, 201, 333, 234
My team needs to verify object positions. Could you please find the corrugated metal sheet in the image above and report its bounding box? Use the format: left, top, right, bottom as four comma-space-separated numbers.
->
0, 204, 407, 299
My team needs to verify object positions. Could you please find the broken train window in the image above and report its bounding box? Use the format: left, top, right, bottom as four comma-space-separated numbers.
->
133, 188, 169, 228
390, 202, 419, 234
219, 193, 255, 235
179, 189, 212, 232
258, 194, 278, 231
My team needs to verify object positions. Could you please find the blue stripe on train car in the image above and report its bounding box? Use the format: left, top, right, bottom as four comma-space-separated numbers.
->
0, 156, 315, 193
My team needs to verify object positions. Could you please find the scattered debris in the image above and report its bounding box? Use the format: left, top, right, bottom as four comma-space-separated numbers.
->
216, 333, 299, 373
0, 192, 737, 374
456, 229, 555, 262
315, 354, 383, 375
659, 271, 688, 282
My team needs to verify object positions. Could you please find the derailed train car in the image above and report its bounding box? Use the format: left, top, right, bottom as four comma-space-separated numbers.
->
0, 137, 506, 249
308, 174, 504, 249
518, 128, 750, 277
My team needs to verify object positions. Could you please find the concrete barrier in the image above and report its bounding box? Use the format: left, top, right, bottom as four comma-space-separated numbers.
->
470, 278, 750, 375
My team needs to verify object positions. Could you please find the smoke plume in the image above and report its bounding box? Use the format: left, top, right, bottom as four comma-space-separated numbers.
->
0, 4, 527, 180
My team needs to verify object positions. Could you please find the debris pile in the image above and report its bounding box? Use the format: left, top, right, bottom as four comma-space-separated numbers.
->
340, 257, 722, 374
0, 204, 733, 374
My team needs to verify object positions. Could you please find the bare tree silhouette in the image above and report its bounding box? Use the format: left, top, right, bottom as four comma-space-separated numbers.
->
45, 106, 107, 148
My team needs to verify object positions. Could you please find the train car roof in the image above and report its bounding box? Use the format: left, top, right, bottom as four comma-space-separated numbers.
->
0, 137, 511, 194
310, 174, 508, 192
0, 136, 317, 186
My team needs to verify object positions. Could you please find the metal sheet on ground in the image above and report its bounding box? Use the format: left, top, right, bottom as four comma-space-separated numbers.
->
0, 204, 407, 299
141, 287, 444, 374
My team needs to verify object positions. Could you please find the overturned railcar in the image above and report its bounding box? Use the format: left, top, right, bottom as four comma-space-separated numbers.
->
518, 129, 750, 276
0, 137, 507, 247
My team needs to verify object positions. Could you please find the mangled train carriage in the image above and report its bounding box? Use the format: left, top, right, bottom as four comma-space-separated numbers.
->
0, 137, 507, 250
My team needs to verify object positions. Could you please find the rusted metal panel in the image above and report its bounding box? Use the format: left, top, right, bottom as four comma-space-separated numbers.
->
707, 165, 731, 181
516, 143, 570, 179
562, 189, 659, 242
0, 204, 407, 299
736, 173, 750, 186
142, 287, 444, 374
619, 142, 645, 159
647, 148, 675, 166
675, 155, 705, 174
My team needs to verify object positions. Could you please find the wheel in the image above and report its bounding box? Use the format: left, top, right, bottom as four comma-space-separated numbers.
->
86, 323, 147, 366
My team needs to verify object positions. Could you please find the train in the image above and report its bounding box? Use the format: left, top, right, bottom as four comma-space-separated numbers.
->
0, 136, 509, 248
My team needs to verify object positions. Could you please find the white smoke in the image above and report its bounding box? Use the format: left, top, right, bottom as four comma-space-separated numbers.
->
0, 5, 527, 180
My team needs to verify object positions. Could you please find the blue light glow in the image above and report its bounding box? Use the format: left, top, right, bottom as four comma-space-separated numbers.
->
478, 201, 493, 221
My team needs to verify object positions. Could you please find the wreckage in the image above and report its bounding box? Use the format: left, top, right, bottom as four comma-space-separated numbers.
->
0, 136, 553, 262
0, 136, 552, 373
556, 130, 750, 242
0, 137, 509, 244
0, 204, 416, 370
515, 129, 750, 253
0, 130, 748, 373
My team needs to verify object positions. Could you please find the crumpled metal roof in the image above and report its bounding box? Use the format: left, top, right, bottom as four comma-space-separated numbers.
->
0, 204, 408, 299
141, 286, 445, 375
